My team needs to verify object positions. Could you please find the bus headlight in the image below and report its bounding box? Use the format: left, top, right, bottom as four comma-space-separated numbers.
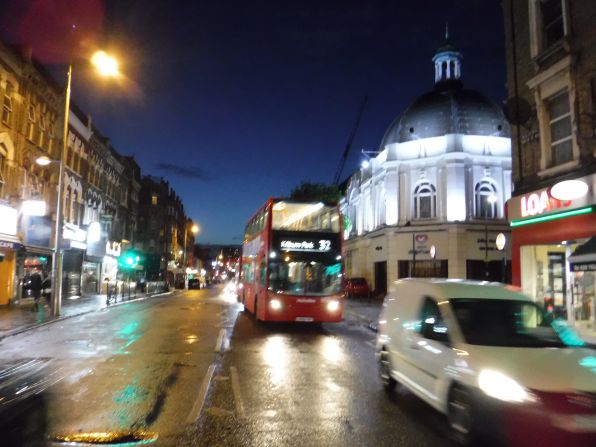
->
327, 300, 340, 312
270, 299, 282, 310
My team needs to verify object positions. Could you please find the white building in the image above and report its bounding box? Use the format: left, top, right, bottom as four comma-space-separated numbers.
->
341, 39, 512, 294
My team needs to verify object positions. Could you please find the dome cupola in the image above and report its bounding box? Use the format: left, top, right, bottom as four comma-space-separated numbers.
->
378, 29, 510, 149
432, 25, 463, 91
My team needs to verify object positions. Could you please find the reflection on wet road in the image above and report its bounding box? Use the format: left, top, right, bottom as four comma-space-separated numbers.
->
183, 310, 450, 447
0, 286, 240, 447
0, 286, 453, 446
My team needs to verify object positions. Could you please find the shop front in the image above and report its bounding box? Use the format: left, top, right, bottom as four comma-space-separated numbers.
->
101, 240, 121, 294
0, 238, 21, 305
20, 215, 53, 302
0, 204, 20, 305
507, 174, 596, 340
83, 223, 106, 295
62, 223, 87, 299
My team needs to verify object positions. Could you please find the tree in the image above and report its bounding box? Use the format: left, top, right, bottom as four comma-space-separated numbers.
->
290, 182, 341, 204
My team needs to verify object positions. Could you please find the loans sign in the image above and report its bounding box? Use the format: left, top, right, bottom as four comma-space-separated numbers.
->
507, 174, 595, 221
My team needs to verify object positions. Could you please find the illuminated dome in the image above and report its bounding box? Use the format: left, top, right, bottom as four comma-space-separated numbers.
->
380, 38, 510, 147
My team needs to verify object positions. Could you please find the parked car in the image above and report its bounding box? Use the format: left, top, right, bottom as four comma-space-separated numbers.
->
345, 277, 370, 297
376, 279, 594, 446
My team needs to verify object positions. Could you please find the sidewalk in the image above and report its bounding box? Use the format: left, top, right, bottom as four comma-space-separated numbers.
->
0, 285, 169, 340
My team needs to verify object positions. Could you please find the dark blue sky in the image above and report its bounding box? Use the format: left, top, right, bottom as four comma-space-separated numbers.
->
4, 0, 507, 244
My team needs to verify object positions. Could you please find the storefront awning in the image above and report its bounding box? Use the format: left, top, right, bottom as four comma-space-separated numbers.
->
569, 237, 596, 271
0, 234, 23, 250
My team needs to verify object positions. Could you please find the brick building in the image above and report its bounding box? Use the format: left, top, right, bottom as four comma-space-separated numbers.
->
503, 0, 596, 340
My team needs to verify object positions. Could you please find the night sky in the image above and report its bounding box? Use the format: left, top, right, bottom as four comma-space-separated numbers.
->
2, 0, 507, 244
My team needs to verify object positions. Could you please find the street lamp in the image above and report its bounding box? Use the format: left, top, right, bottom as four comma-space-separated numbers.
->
183, 222, 199, 268
38, 50, 120, 317
182, 222, 199, 289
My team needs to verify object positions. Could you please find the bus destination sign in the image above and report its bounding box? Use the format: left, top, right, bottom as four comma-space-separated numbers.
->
280, 239, 332, 252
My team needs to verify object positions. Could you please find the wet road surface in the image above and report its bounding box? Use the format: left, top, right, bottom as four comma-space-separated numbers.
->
0, 286, 239, 446
0, 285, 455, 446
181, 300, 452, 447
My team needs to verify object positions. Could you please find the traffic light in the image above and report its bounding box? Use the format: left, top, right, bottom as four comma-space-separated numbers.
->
119, 250, 143, 271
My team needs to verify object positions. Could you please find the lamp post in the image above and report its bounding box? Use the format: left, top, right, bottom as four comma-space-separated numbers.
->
183, 222, 199, 288
484, 194, 498, 280
183, 222, 199, 268
37, 50, 119, 317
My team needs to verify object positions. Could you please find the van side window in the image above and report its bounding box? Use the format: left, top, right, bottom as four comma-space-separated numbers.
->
417, 297, 449, 343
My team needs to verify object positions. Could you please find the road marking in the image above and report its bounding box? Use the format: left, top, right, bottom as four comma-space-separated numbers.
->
186, 363, 216, 424
214, 329, 226, 353
230, 366, 246, 420
365, 340, 376, 349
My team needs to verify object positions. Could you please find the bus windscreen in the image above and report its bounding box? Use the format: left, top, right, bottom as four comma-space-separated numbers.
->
272, 201, 340, 233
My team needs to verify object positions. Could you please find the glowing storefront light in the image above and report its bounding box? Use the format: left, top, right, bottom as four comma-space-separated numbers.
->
550, 179, 589, 201
0, 205, 18, 235
87, 222, 101, 243
511, 206, 593, 227
22, 200, 46, 216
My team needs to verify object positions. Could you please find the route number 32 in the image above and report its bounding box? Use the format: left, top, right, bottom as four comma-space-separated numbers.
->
318, 240, 331, 251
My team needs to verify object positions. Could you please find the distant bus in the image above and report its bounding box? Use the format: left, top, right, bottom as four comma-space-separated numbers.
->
239, 198, 344, 322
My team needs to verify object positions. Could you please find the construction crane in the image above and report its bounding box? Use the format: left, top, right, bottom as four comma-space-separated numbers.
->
333, 95, 368, 186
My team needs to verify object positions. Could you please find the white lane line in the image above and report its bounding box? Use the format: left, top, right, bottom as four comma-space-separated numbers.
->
230, 366, 246, 420
214, 329, 226, 353
186, 363, 216, 424
365, 340, 376, 349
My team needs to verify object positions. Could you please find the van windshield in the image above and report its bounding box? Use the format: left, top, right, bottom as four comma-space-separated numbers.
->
450, 299, 585, 348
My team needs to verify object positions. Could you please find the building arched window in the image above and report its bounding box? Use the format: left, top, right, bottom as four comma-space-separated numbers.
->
413, 181, 436, 219
2, 81, 13, 126
0, 147, 6, 196
475, 181, 497, 218
441, 61, 447, 80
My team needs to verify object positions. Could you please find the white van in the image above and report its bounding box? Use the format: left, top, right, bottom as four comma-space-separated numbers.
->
376, 278, 595, 446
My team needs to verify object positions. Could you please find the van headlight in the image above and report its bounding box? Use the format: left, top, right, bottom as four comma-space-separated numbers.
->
478, 370, 534, 403
270, 299, 282, 310
327, 300, 340, 312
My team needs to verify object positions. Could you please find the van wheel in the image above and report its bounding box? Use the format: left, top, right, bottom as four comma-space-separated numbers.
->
448, 384, 476, 445
379, 349, 397, 391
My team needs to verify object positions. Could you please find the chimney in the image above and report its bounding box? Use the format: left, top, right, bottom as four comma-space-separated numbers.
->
87, 113, 92, 130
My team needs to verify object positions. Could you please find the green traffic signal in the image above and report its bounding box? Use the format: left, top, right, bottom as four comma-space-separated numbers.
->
119, 250, 143, 270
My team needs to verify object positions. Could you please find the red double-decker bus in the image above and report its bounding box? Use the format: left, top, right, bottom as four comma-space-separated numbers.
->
239, 198, 344, 322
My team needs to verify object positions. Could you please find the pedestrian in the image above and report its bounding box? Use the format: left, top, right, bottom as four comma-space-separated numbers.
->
41, 275, 51, 304
30, 269, 43, 310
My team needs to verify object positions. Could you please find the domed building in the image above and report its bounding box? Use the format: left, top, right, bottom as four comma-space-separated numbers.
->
341, 38, 512, 294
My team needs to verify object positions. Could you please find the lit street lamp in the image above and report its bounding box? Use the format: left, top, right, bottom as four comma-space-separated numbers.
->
183, 222, 199, 289
183, 222, 199, 267
38, 50, 119, 317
